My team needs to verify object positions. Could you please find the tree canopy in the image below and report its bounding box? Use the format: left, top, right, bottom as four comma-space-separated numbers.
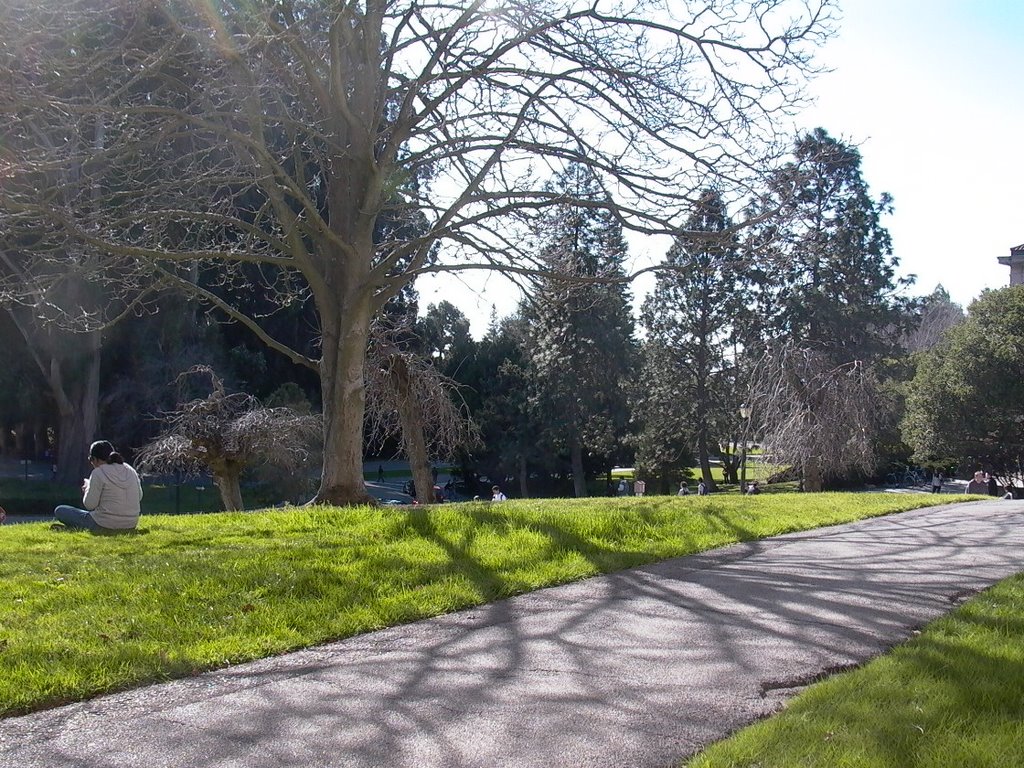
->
0, 0, 835, 504
903, 286, 1024, 484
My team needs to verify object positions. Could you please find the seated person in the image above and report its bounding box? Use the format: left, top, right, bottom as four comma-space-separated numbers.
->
53, 440, 142, 531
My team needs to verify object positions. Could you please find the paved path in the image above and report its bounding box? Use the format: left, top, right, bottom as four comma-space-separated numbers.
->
2, 500, 1023, 767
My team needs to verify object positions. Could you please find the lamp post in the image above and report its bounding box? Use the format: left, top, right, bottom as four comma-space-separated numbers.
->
738, 403, 752, 493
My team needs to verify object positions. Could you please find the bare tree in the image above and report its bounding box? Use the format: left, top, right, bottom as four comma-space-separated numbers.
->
0, 0, 834, 505
136, 367, 321, 511
748, 343, 877, 491
0, 269, 101, 483
365, 321, 479, 505
904, 286, 965, 354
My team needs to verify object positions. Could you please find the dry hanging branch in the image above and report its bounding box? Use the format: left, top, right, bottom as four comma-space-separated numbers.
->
365, 320, 479, 504
748, 343, 878, 491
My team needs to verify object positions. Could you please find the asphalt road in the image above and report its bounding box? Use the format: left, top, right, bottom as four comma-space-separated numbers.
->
2, 499, 1022, 768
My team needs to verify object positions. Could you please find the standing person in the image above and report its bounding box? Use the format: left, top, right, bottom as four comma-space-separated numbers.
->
965, 471, 988, 495
986, 473, 999, 497
617, 478, 629, 496
53, 441, 142, 531
677, 481, 690, 496
634, 479, 646, 497
491, 485, 507, 501
377, 464, 385, 483
930, 470, 943, 494
697, 479, 708, 496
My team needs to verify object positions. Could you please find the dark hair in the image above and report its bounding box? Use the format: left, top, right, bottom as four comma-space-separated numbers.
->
89, 440, 124, 464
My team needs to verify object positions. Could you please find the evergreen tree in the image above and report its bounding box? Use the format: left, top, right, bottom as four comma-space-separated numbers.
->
470, 313, 539, 498
528, 165, 637, 497
903, 286, 1024, 485
754, 128, 911, 360
747, 128, 912, 489
415, 301, 476, 380
639, 190, 748, 490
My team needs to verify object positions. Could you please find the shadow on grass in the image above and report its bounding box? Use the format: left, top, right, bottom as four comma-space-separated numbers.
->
4, 499, 1024, 768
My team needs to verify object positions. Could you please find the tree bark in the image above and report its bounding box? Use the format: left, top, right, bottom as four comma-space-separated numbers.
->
212, 460, 244, 511
804, 457, 824, 492
570, 435, 587, 498
696, 427, 716, 491
313, 291, 376, 507
54, 331, 101, 485
8, 307, 101, 484
391, 353, 435, 505
517, 454, 529, 499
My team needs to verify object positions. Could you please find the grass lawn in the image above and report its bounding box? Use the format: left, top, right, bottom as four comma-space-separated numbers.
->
686, 572, 1024, 768
0, 493, 977, 717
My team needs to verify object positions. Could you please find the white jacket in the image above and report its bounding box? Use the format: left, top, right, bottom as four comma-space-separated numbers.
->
83, 463, 143, 529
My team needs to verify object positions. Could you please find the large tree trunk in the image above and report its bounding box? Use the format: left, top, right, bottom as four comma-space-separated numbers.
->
696, 427, 716, 491
570, 435, 587, 498
54, 331, 101, 484
314, 292, 375, 507
8, 306, 101, 484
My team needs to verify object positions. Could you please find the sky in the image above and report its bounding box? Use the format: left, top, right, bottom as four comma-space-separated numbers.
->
417, 1, 1024, 338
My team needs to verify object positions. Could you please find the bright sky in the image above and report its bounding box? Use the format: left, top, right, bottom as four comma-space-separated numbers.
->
419, 1, 1024, 337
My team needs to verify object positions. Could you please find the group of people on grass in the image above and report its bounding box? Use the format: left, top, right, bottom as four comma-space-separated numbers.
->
675, 479, 759, 496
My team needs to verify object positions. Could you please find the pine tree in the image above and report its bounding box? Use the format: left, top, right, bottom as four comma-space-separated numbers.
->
754, 128, 911, 360
639, 190, 749, 490
747, 128, 912, 489
528, 165, 637, 497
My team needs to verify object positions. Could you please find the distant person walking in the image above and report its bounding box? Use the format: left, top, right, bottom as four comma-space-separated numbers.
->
617, 478, 629, 496
697, 479, 708, 496
965, 471, 988, 495
53, 440, 142, 531
930, 471, 943, 494
986, 473, 999, 497
377, 464, 384, 483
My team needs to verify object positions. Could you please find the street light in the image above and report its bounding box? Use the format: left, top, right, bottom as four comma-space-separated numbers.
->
738, 403, 752, 493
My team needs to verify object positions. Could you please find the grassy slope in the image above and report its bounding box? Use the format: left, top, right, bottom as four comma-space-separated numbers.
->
0, 494, 976, 717
687, 573, 1024, 768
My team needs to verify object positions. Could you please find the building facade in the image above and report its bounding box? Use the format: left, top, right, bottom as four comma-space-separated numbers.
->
998, 243, 1024, 285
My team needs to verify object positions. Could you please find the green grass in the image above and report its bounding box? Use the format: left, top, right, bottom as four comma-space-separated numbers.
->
686, 573, 1024, 768
0, 493, 977, 717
